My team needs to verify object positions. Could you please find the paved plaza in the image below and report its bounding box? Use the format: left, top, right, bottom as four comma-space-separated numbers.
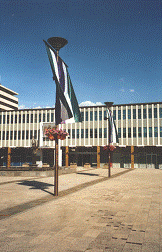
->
0, 167, 162, 251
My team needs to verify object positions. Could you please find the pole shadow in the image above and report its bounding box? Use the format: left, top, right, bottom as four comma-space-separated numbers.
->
17, 180, 54, 195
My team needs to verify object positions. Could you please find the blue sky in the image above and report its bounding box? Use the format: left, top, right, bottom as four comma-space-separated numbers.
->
1, 0, 161, 108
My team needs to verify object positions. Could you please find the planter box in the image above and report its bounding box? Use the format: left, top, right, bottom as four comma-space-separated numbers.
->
84, 163, 91, 168
70, 163, 77, 168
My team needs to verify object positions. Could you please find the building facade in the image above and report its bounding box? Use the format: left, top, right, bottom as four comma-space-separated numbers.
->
0, 101, 162, 168
0, 84, 18, 111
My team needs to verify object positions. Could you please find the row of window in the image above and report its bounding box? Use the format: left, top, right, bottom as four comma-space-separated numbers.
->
114, 108, 162, 120
0, 130, 39, 141
68, 128, 107, 139
0, 113, 54, 124
1, 126, 162, 141
0, 128, 107, 140
118, 127, 162, 138
1, 107, 162, 124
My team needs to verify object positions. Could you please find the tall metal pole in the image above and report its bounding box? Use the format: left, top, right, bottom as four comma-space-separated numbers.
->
54, 50, 59, 196
104, 102, 113, 178
47, 37, 68, 196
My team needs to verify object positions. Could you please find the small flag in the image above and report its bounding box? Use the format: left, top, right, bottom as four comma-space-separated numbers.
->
44, 40, 82, 125
107, 109, 119, 143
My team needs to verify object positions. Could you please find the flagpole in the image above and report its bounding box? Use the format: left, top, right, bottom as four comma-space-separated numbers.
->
47, 37, 68, 196
104, 102, 114, 178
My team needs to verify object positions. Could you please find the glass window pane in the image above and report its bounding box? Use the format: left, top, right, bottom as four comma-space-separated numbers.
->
133, 109, 136, 119
143, 109, 147, 119
118, 128, 121, 138
143, 127, 147, 137
154, 108, 157, 118
154, 127, 158, 137
128, 109, 131, 119
123, 110, 126, 120
118, 110, 121, 120
149, 108, 152, 119
149, 127, 152, 137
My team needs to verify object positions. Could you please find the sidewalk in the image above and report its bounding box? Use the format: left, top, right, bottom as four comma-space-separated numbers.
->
0, 168, 162, 251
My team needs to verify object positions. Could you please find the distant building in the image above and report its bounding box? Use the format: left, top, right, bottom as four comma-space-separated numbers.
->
0, 100, 162, 169
0, 84, 18, 111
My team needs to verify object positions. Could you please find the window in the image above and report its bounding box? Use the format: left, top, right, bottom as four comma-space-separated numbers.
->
27, 114, 29, 123
85, 129, 88, 138
149, 108, 152, 119
85, 111, 88, 121
128, 128, 131, 138
51, 113, 54, 122
0, 131, 1, 140
154, 108, 157, 118
138, 109, 141, 119
123, 128, 126, 138
47, 113, 49, 122
31, 114, 33, 123
23, 114, 25, 123
154, 127, 158, 137
18, 131, 21, 140
133, 109, 136, 119
72, 129, 75, 139
39, 113, 41, 122
7, 115, 9, 124
128, 109, 131, 119
99, 128, 102, 138
143, 127, 147, 137
149, 127, 152, 137
113, 110, 116, 120
118, 128, 121, 138
77, 129, 79, 139
81, 129, 84, 138
26, 130, 29, 140
0, 115, 1, 124
14, 131, 17, 140
160, 127, 162, 137
104, 110, 107, 120
133, 127, 136, 137
95, 128, 97, 138
11, 115, 13, 124
138, 127, 141, 137
123, 110, 126, 120
22, 130, 25, 140
2, 131, 5, 140
68, 129, 70, 138
104, 128, 107, 138
6, 131, 9, 140
95, 111, 97, 121
143, 109, 147, 119
19, 115, 21, 123
30, 130, 33, 139
81, 112, 84, 121
90, 111, 93, 121
10, 131, 13, 140
118, 110, 121, 120
99, 111, 102, 121
160, 108, 162, 118
35, 114, 37, 123
15, 115, 17, 124
43, 113, 45, 122
90, 129, 93, 138
3, 115, 5, 124
34, 130, 37, 139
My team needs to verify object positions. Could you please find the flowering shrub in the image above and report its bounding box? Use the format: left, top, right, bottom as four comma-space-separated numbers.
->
103, 145, 116, 152
45, 128, 69, 141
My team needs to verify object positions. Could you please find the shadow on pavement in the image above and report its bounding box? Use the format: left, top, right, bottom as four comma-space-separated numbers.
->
17, 180, 54, 195
77, 172, 99, 176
